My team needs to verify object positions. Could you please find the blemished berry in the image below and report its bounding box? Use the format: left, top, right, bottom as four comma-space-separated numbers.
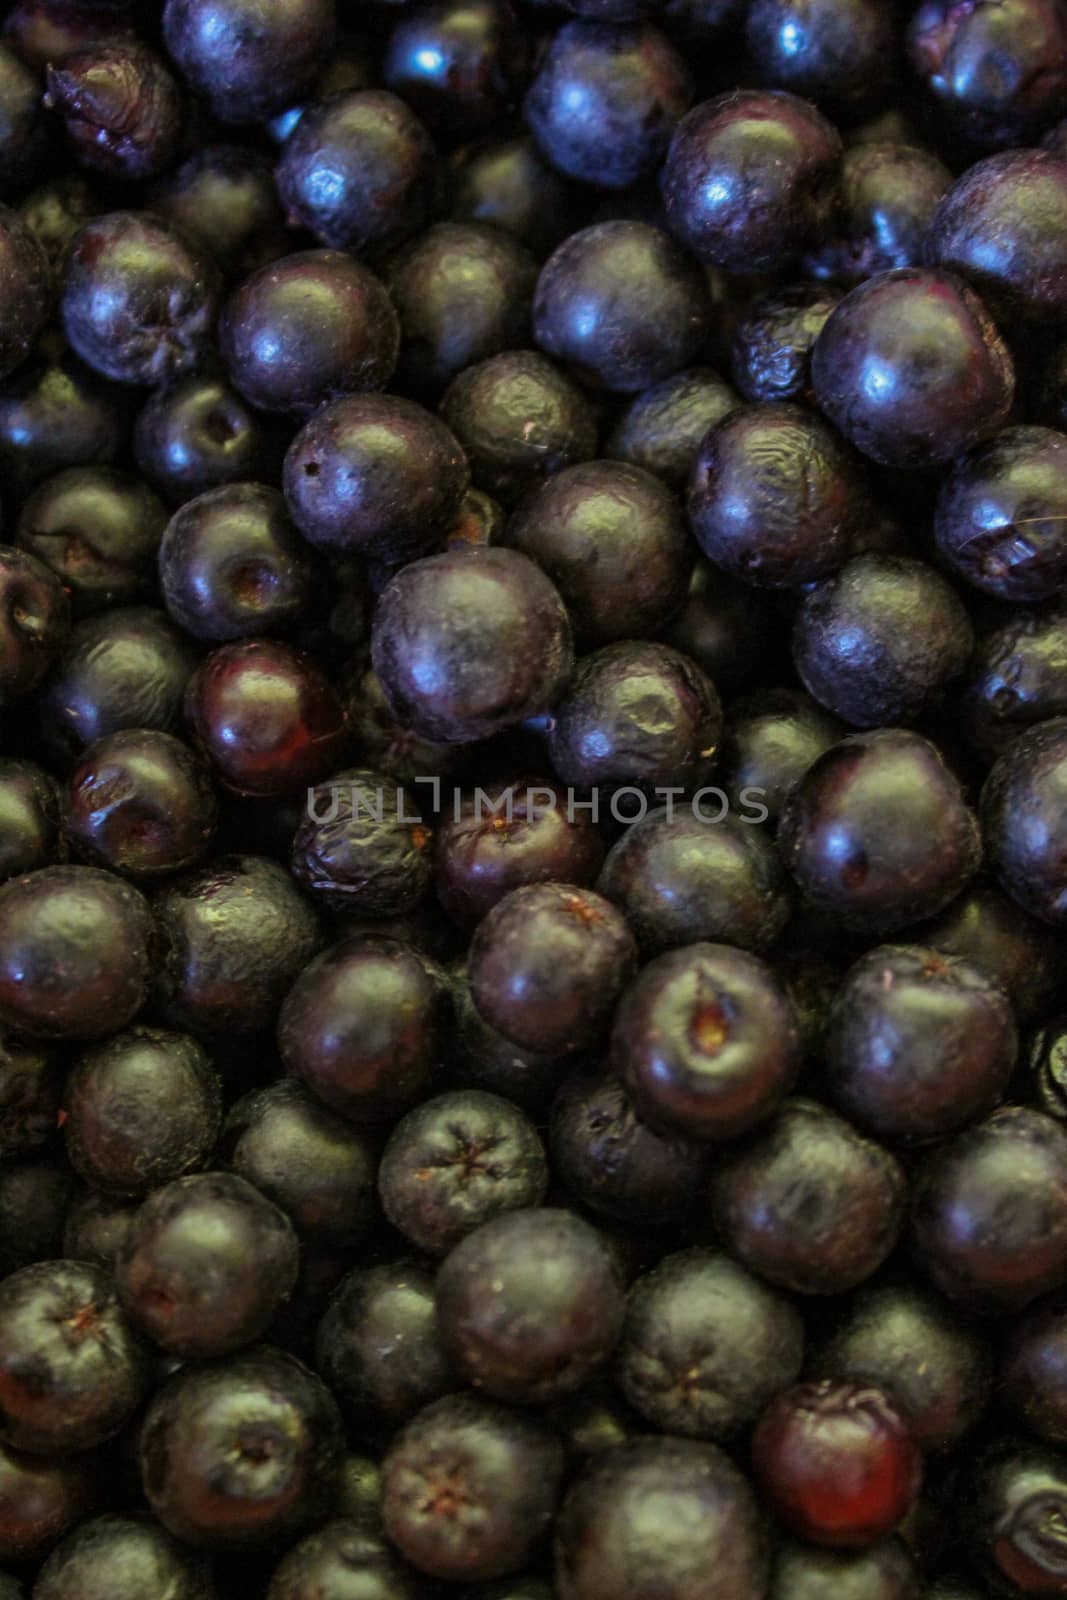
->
138, 1345, 344, 1550
752, 1381, 922, 1549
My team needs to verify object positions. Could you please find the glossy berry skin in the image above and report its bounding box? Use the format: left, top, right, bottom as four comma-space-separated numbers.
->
162, 0, 335, 125
778, 728, 981, 934
134, 376, 270, 506
913, 1105, 1067, 1311
276, 90, 437, 255
62, 213, 219, 389
279, 935, 448, 1123
440, 350, 596, 506
597, 807, 792, 955
550, 1062, 708, 1224
436, 1207, 625, 1404
283, 394, 469, 561
661, 89, 842, 272
805, 142, 951, 286
605, 366, 739, 488
159, 484, 321, 644
612, 941, 797, 1142
827, 945, 1017, 1142
506, 460, 692, 645
718, 688, 843, 827
372, 547, 573, 744
447, 132, 584, 258
753, 1381, 922, 1550
379, 1089, 547, 1256
34, 1515, 214, 1600
139, 1345, 344, 1549
315, 1260, 456, 1422
293, 767, 433, 918
688, 402, 870, 588
62, 1025, 221, 1196
907, 0, 1067, 151
435, 776, 605, 925
65, 729, 217, 879
555, 1436, 768, 1600
619, 1248, 803, 1441
745, 0, 899, 123
962, 605, 1067, 758
927, 150, 1067, 326
0, 1259, 148, 1455
384, 0, 531, 137
548, 640, 722, 792
469, 882, 637, 1055
981, 719, 1067, 926
265, 1522, 422, 1600
382, 1393, 563, 1582
35, 606, 197, 770
45, 41, 182, 181
812, 268, 1014, 470
935, 426, 1067, 604
154, 854, 323, 1039
533, 221, 710, 394
730, 283, 841, 405
525, 19, 690, 189
813, 1284, 991, 1453
0, 207, 48, 381
0, 760, 60, 884
220, 251, 399, 418
116, 1171, 299, 1359
185, 638, 347, 798
150, 144, 287, 284
387, 222, 537, 398
16, 466, 167, 618
0, 546, 70, 704
968, 1443, 1067, 1597
223, 1079, 375, 1249
712, 1098, 906, 1294
793, 554, 973, 727
0, 865, 153, 1041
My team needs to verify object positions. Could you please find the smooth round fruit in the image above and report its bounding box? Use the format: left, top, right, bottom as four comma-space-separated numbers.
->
811, 268, 1014, 469
435, 1207, 626, 1404
555, 1437, 768, 1600
468, 883, 637, 1056
0, 865, 154, 1041
371, 547, 573, 744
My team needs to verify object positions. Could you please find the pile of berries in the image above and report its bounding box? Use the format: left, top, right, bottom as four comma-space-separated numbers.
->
4, 0, 1067, 1596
